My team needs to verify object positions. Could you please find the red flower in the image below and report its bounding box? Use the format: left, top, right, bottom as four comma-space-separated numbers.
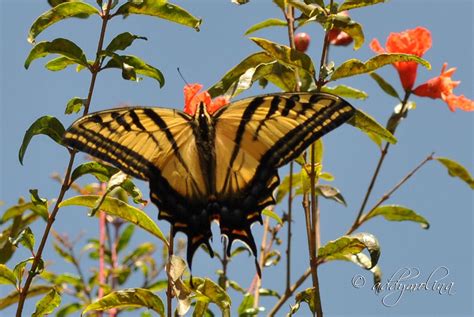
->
370, 27, 432, 91
328, 11, 353, 46
413, 63, 474, 112
183, 83, 229, 116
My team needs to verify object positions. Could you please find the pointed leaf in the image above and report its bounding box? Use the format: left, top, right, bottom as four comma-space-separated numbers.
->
275, 171, 302, 204
347, 108, 397, 144
70, 161, 119, 183
103, 54, 164, 87
65, 97, 85, 114
366, 205, 429, 229
82, 288, 164, 316
244, 18, 287, 35
106, 32, 147, 52
318, 232, 380, 268
237, 293, 255, 316
56, 302, 81, 317
369, 72, 400, 99
59, 195, 167, 244
208, 52, 275, 97
18, 116, 65, 164
10, 227, 35, 252
32, 289, 61, 317
339, 0, 385, 11
25, 38, 88, 69
250, 37, 316, 75
435, 157, 474, 189
0, 264, 17, 286
325, 14, 364, 50
262, 209, 282, 225
0, 285, 52, 309
44, 56, 78, 71
321, 85, 368, 100
190, 277, 231, 316
1, 202, 35, 224
116, 0, 201, 31
28, 2, 99, 43
316, 185, 346, 206
331, 53, 430, 81
117, 224, 135, 253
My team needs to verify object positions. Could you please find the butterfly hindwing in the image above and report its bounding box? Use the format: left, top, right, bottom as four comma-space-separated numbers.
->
212, 92, 355, 254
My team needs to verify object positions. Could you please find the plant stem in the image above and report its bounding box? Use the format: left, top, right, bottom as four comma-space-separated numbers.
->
15, 2, 114, 316
253, 216, 270, 309
221, 239, 228, 290
351, 152, 434, 232
166, 228, 175, 317
348, 91, 411, 233
285, 162, 294, 294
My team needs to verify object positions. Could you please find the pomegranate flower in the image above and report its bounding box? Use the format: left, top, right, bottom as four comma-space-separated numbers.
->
184, 83, 229, 116
370, 27, 432, 91
413, 63, 474, 112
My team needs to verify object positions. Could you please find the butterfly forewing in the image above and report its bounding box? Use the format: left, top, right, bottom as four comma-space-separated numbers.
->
63, 107, 207, 200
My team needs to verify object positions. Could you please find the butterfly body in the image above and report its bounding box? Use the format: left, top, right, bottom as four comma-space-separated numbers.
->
64, 92, 355, 269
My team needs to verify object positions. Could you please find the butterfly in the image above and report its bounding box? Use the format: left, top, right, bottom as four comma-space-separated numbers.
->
63, 91, 355, 271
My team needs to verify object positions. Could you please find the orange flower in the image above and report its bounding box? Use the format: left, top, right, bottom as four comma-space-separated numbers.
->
328, 11, 353, 46
183, 83, 229, 116
370, 27, 432, 91
413, 63, 474, 112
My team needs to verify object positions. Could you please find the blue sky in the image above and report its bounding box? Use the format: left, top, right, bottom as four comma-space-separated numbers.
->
1, 0, 473, 316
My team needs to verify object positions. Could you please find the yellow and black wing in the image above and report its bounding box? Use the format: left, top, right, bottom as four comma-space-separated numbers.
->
64, 107, 206, 199
212, 92, 355, 255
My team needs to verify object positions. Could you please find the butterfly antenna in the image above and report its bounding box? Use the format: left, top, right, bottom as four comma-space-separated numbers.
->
177, 67, 190, 86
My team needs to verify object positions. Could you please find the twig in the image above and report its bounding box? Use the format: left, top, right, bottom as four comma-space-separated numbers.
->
285, 162, 294, 294
166, 227, 175, 317
349, 152, 435, 233
221, 239, 229, 290
348, 91, 411, 233
253, 216, 270, 309
15, 2, 114, 315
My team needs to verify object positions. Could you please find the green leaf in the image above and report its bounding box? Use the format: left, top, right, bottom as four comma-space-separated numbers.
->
28, 2, 99, 43
82, 288, 164, 316
53, 243, 74, 263
59, 196, 167, 244
244, 18, 287, 35
32, 289, 61, 317
65, 97, 85, 114
318, 232, 380, 268
70, 161, 119, 183
250, 37, 316, 76
10, 227, 35, 252
18, 116, 65, 165
13, 258, 33, 286
0, 285, 52, 309
208, 52, 275, 98
347, 109, 397, 145
238, 293, 256, 316
122, 242, 155, 265
0, 264, 17, 286
288, 287, 319, 316
106, 32, 147, 52
56, 302, 81, 317
190, 278, 231, 317
316, 185, 346, 206
264, 250, 281, 267
1, 202, 36, 224
25, 38, 88, 69
117, 224, 135, 253
103, 54, 164, 87
287, 0, 325, 18
115, 0, 201, 31
259, 288, 281, 298
339, 0, 385, 11
320, 85, 368, 100
29, 190, 48, 220
262, 209, 282, 225
0, 214, 39, 263
331, 53, 431, 81
369, 72, 400, 100
435, 157, 474, 189
44, 56, 78, 71
365, 205, 430, 229
227, 280, 245, 294
275, 171, 302, 204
